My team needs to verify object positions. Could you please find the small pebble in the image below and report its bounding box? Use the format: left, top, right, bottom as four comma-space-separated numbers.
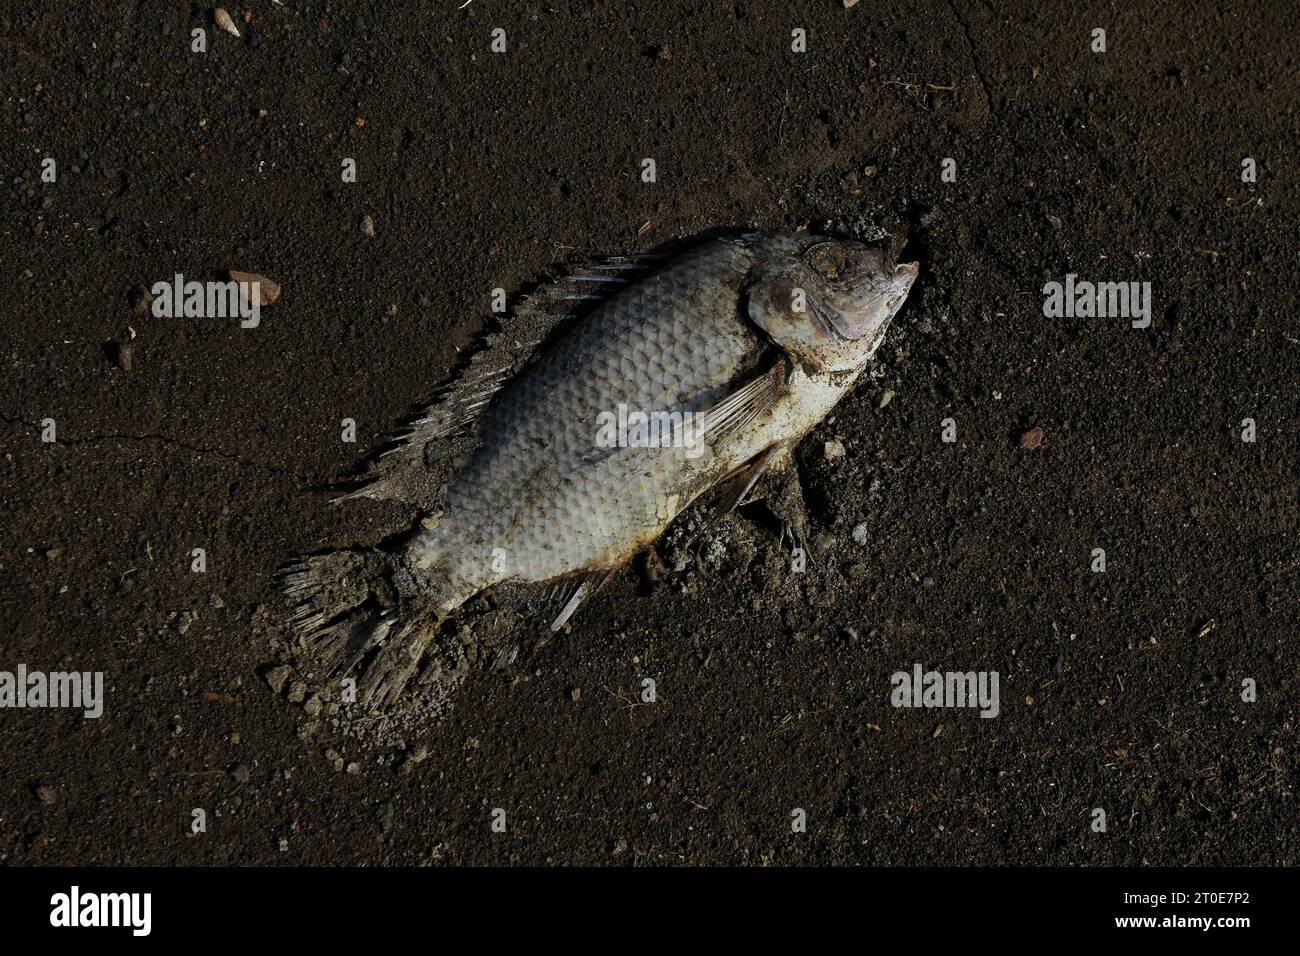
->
360, 214, 376, 238
229, 271, 280, 306
823, 438, 846, 460
851, 523, 869, 545
1018, 425, 1047, 450
263, 665, 292, 694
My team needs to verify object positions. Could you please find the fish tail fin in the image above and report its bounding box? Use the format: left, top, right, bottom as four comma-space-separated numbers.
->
275, 549, 455, 708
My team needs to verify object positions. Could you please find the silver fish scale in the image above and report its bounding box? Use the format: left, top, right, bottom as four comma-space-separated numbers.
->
415, 239, 764, 598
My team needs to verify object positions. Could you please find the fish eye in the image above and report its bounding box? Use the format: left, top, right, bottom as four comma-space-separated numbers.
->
806, 242, 846, 278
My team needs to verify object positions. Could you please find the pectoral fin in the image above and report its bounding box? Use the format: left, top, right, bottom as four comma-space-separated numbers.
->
702, 361, 787, 445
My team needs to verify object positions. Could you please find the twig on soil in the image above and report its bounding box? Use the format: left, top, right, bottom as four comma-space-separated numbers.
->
881, 77, 958, 111
601, 683, 639, 710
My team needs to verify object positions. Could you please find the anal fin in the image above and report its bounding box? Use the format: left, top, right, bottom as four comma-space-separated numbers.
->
547, 569, 616, 632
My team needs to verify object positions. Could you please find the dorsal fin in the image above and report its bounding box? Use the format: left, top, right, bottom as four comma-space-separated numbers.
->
332, 255, 662, 509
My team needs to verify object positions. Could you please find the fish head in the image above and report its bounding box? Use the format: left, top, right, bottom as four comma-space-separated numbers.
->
748, 236, 919, 373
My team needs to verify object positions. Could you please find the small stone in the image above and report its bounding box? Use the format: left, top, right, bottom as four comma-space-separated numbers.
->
823, 438, 846, 460
230, 763, 251, 784
346, 761, 362, 775
360, 213, 376, 238
263, 665, 292, 694
287, 681, 307, 704
303, 695, 322, 716
34, 784, 57, 806
1018, 425, 1047, 450
569, 687, 581, 702
229, 271, 280, 306
878, 389, 895, 409
851, 523, 869, 546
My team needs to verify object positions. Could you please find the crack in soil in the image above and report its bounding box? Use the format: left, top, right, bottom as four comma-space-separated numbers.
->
946, 0, 996, 116
0, 412, 296, 477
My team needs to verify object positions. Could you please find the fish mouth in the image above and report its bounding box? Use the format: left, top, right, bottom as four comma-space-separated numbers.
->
810, 296, 855, 341
813, 262, 920, 341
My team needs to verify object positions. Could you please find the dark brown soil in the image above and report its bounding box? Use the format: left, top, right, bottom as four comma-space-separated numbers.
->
1, 0, 1295, 865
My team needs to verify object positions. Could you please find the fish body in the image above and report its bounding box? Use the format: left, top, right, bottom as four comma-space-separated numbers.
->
412, 238, 762, 606
281, 232, 918, 705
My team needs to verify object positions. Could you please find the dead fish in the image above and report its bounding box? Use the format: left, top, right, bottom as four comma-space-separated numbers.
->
279, 233, 918, 706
